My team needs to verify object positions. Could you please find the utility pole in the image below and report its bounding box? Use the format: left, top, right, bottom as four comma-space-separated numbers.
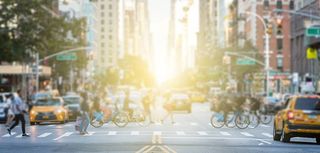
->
36, 53, 39, 94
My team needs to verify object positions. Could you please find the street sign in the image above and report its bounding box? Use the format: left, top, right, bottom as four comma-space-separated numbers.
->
236, 58, 255, 65
306, 27, 320, 37
56, 53, 77, 61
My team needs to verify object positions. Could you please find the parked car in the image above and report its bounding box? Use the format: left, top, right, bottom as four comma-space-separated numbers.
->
273, 95, 320, 143
0, 93, 10, 123
29, 98, 69, 125
31, 92, 52, 104
169, 93, 192, 113
63, 95, 81, 121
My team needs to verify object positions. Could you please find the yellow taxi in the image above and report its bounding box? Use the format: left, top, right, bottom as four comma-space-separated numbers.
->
273, 95, 320, 143
190, 91, 206, 103
30, 97, 69, 125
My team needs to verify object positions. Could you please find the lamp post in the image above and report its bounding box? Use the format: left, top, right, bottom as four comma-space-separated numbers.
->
244, 11, 270, 97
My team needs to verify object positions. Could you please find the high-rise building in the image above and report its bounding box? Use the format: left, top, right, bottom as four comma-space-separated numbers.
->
291, 0, 320, 90
197, 0, 228, 67
94, 0, 119, 73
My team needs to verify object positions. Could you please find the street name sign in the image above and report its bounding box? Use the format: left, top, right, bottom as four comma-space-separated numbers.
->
306, 27, 320, 37
236, 58, 255, 65
56, 53, 77, 61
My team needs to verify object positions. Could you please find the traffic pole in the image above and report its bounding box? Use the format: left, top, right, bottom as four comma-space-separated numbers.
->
36, 53, 39, 94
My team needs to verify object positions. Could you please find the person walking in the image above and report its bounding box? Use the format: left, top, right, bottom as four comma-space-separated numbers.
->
142, 90, 154, 123
7, 90, 29, 137
79, 93, 90, 135
5, 93, 15, 127
161, 92, 175, 124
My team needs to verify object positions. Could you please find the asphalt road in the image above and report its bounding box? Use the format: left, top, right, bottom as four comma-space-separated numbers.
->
0, 103, 319, 153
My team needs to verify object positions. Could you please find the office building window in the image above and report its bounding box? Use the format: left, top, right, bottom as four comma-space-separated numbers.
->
109, 35, 112, 39
101, 43, 105, 47
276, 0, 282, 9
101, 12, 104, 17
101, 19, 104, 24
277, 57, 283, 69
277, 38, 283, 52
109, 4, 112, 9
101, 27, 104, 32
289, 0, 294, 10
101, 35, 105, 39
101, 4, 104, 9
109, 12, 112, 17
263, 0, 269, 9
109, 20, 112, 24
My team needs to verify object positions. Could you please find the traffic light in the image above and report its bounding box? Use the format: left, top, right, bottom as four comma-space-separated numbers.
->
266, 23, 273, 35
276, 18, 282, 35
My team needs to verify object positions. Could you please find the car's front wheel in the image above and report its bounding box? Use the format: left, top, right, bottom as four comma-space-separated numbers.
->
273, 122, 281, 141
316, 138, 320, 144
30, 122, 35, 126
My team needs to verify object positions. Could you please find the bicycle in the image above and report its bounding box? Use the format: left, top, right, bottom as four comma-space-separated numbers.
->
113, 103, 150, 127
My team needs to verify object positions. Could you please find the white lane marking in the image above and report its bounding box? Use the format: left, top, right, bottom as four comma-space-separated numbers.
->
197, 131, 208, 136
190, 122, 198, 126
173, 122, 180, 126
15, 134, 23, 138
262, 133, 273, 138
260, 124, 271, 128
220, 131, 231, 136
64, 124, 72, 127
155, 123, 162, 126
48, 125, 54, 127
142, 146, 156, 153
38, 133, 52, 138
208, 123, 213, 127
108, 131, 117, 135
2, 132, 16, 137
153, 131, 162, 136
240, 132, 254, 137
131, 131, 140, 135
135, 145, 150, 153
176, 131, 186, 136
53, 132, 73, 141
84, 132, 96, 136
163, 145, 177, 153
257, 139, 272, 145
258, 143, 264, 146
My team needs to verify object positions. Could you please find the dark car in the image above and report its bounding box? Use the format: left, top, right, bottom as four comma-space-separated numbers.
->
264, 97, 280, 114
63, 95, 81, 120
170, 93, 192, 113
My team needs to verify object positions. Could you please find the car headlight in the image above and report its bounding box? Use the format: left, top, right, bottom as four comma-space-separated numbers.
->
55, 109, 63, 114
30, 110, 38, 115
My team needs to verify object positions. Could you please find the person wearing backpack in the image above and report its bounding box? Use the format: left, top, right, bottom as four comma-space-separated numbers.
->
7, 90, 29, 137
79, 92, 90, 135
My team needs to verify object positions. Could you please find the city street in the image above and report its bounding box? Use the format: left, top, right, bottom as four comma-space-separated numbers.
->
1, 103, 319, 153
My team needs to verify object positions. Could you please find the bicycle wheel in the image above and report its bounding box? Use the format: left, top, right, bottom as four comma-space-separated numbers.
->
259, 114, 272, 125
210, 113, 225, 128
135, 111, 150, 127
248, 115, 259, 129
90, 112, 105, 128
225, 113, 236, 128
113, 112, 129, 128
235, 114, 250, 129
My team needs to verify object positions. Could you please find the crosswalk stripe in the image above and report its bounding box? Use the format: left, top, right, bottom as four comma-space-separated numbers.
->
153, 131, 162, 136
262, 133, 273, 138
64, 124, 72, 127
131, 131, 140, 135
173, 122, 181, 126
2, 132, 16, 137
84, 132, 95, 136
220, 131, 231, 136
261, 124, 271, 128
108, 131, 117, 135
176, 131, 185, 135
190, 122, 198, 126
48, 125, 54, 127
240, 132, 254, 137
38, 133, 52, 138
197, 131, 208, 135
15, 134, 22, 138
53, 132, 73, 141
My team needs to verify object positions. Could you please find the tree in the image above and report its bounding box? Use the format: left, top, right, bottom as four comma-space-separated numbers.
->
0, 0, 87, 76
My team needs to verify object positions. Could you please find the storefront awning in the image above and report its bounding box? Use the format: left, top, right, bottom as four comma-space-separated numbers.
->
0, 65, 51, 76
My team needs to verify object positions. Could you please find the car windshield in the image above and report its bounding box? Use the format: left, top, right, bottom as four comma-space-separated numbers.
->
34, 93, 51, 100
35, 99, 62, 106
63, 97, 80, 105
295, 98, 320, 110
